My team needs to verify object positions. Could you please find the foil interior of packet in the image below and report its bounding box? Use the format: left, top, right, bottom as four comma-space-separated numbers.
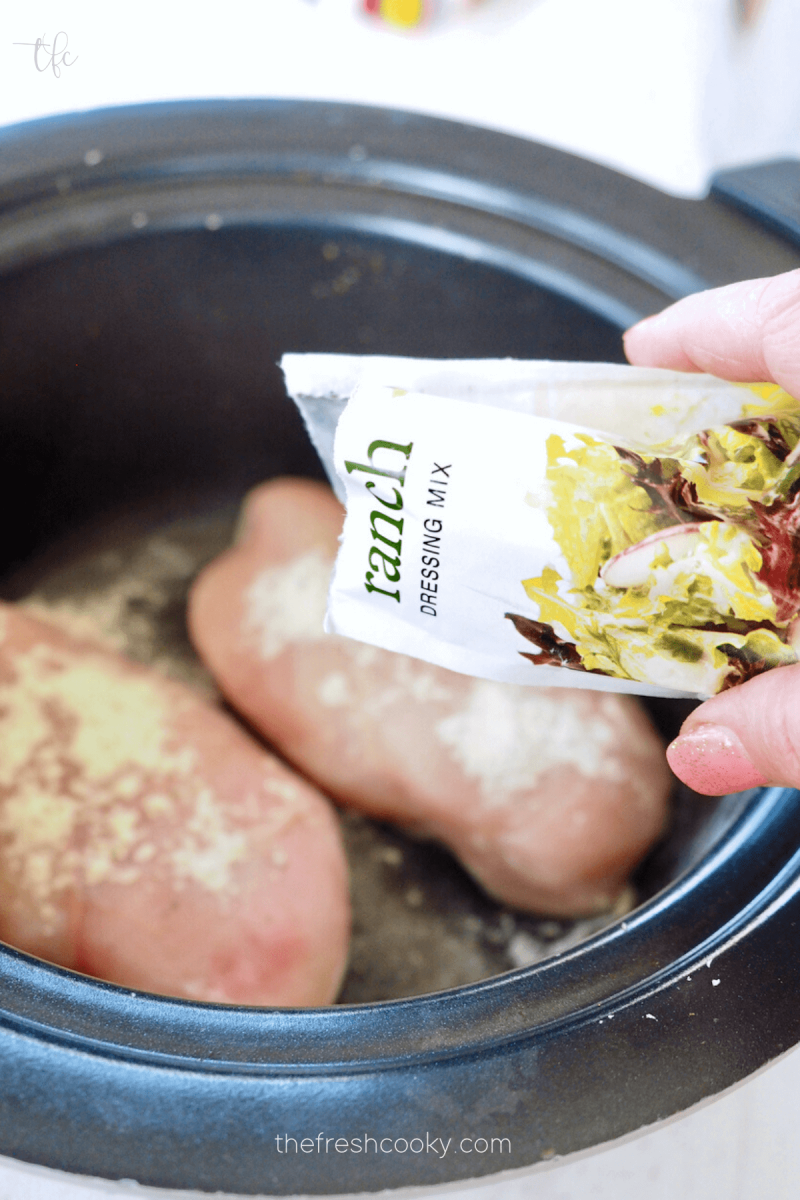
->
281, 355, 800, 701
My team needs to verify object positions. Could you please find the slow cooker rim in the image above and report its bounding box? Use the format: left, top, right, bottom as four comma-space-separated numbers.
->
0, 785, 795, 1072
0, 99, 706, 301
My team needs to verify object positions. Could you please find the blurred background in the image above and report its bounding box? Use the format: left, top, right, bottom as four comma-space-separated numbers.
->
2, 0, 800, 196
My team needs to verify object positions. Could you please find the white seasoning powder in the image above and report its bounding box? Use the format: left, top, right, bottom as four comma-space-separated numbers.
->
0, 642, 253, 928
317, 671, 352, 708
506, 931, 547, 968
243, 549, 332, 659
170, 788, 247, 893
360, 655, 454, 713
436, 680, 625, 804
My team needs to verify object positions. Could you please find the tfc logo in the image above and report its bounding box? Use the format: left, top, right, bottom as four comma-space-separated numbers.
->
13, 31, 78, 77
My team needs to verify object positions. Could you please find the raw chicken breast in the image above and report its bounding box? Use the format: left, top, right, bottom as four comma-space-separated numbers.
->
0, 604, 350, 1005
189, 479, 672, 917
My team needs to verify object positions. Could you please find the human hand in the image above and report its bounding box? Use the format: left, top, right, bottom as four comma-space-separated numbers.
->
624, 268, 800, 795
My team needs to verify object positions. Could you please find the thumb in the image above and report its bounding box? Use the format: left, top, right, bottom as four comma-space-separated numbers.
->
623, 268, 800, 401
666, 665, 800, 795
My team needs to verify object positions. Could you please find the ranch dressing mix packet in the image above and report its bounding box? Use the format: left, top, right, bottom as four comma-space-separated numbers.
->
281, 355, 800, 700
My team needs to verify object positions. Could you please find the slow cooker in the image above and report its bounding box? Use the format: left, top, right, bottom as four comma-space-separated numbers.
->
1, 99, 800, 1195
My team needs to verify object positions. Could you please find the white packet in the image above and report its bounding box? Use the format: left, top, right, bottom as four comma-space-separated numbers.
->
281, 354, 800, 700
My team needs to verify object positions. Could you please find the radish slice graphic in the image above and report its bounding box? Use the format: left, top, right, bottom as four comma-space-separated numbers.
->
600, 523, 707, 589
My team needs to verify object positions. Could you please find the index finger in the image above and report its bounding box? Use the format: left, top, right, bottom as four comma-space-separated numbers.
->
623, 268, 800, 400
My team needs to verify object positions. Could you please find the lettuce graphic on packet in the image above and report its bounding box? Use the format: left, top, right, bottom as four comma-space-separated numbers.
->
508, 403, 800, 695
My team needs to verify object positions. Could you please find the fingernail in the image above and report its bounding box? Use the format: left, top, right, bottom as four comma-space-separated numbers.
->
666, 724, 769, 796
624, 312, 659, 337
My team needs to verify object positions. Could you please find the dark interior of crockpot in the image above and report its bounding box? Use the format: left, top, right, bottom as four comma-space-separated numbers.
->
0, 224, 720, 1003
